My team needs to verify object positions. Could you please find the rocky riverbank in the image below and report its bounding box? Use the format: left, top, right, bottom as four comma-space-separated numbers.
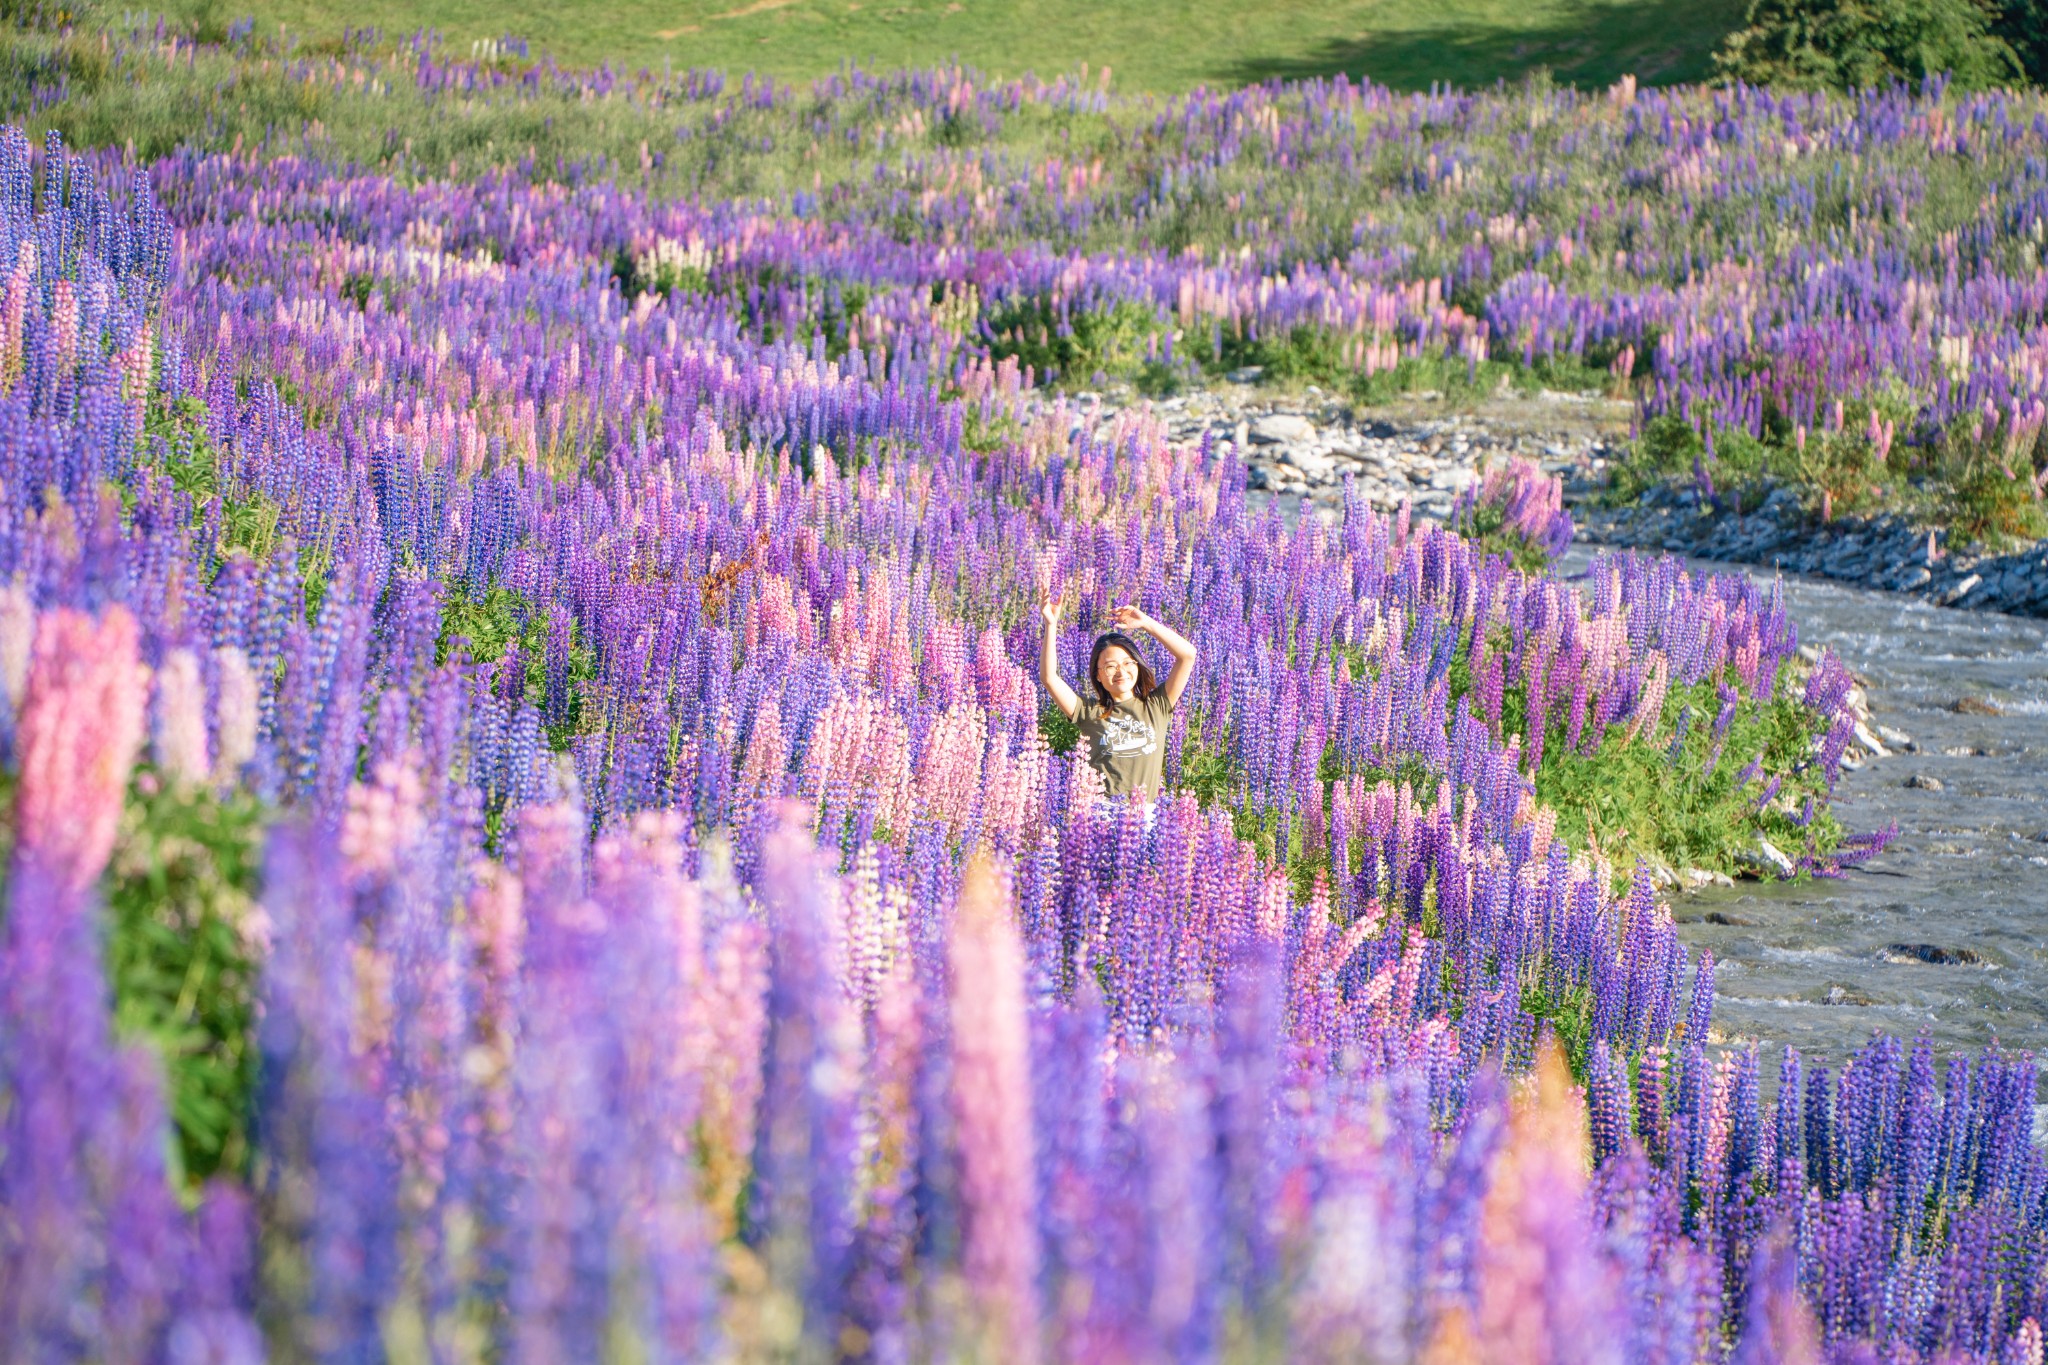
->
1080, 380, 1616, 519
1573, 488, 2048, 619
1065, 381, 2048, 620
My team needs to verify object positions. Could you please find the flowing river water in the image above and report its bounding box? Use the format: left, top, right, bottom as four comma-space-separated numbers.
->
1566, 551, 2048, 1072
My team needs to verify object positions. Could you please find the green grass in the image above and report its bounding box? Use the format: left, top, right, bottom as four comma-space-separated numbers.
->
105, 771, 270, 1193
1526, 679, 1844, 880
215, 0, 1741, 94
1136, 636, 1851, 908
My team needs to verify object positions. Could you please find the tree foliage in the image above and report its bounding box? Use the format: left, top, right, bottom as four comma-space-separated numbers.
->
1992, 0, 2048, 84
1714, 0, 2022, 91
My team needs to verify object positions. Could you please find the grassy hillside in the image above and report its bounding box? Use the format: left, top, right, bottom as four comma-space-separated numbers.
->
229, 0, 1745, 94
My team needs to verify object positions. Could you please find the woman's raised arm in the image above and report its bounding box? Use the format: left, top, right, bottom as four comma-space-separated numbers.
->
1039, 591, 1082, 721
1112, 604, 1198, 710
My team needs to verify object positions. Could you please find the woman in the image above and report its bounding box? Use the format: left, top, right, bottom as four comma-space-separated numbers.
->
1038, 592, 1198, 799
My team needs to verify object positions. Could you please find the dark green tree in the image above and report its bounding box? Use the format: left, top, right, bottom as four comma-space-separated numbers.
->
1714, 0, 2022, 91
1991, 0, 2048, 84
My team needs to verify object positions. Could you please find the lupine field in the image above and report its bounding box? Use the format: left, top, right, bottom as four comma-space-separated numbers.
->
4, 23, 2048, 1364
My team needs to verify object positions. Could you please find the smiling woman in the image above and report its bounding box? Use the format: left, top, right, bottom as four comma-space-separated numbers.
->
1039, 594, 1198, 799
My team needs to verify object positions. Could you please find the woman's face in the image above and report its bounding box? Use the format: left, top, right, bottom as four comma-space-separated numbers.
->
1095, 644, 1140, 700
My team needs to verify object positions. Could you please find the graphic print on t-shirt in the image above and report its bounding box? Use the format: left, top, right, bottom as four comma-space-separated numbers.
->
1095, 706, 1156, 759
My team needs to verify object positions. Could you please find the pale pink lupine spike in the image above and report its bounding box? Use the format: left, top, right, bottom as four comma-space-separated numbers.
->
14, 607, 148, 893
2007, 1319, 2044, 1365
949, 850, 1040, 1364
153, 647, 210, 787
0, 579, 31, 709
213, 645, 259, 780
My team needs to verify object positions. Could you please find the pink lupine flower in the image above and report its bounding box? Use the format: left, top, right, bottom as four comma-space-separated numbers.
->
49, 278, 78, 378
0, 249, 30, 386
340, 755, 426, 882
14, 607, 148, 893
1624, 651, 1670, 746
213, 645, 259, 779
0, 580, 31, 708
914, 702, 988, 835
153, 647, 210, 787
2008, 1319, 2044, 1365
950, 851, 1040, 1364
1463, 1042, 1627, 1365
738, 701, 789, 797
463, 859, 525, 1148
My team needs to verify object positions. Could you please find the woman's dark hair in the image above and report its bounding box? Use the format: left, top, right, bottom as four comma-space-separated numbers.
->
1089, 633, 1159, 702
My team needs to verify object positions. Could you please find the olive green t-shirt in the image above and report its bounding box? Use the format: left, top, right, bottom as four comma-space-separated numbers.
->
1076, 690, 1174, 797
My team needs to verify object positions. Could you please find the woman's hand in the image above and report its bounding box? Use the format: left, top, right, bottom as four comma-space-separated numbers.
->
1038, 590, 1081, 721
1113, 603, 1198, 710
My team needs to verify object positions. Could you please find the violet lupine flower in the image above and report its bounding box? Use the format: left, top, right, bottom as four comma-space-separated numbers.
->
588, 811, 721, 1358
256, 820, 403, 1360
745, 805, 863, 1354
949, 851, 1043, 1364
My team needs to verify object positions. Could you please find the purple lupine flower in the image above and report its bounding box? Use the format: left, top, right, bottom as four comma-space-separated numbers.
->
1729, 1229, 1820, 1365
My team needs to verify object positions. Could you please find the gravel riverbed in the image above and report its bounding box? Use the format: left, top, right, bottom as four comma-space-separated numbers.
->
1060, 380, 2048, 619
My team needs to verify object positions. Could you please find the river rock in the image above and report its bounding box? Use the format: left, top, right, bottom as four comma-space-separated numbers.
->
1250, 413, 1315, 445
1742, 838, 1798, 877
1884, 943, 1985, 966
1283, 447, 1335, 480
1904, 773, 1944, 791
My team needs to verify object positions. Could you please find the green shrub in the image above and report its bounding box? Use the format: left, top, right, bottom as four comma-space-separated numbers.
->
144, 393, 289, 564
981, 293, 1168, 386
1941, 442, 2048, 548
1451, 497, 1557, 574
1715, 0, 2021, 92
439, 583, 599, 753
105, 772, 269, 1191
1527, 680, 1842, 881
1614, 397, 2048, 551
0, 0, 102, 31
1039, 704, 1080, 755
1213, 323, 1356, 387
1993, 0, 2048, 84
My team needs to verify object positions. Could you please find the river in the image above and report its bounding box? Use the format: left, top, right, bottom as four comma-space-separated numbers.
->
1586, 554, 2048, 1069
